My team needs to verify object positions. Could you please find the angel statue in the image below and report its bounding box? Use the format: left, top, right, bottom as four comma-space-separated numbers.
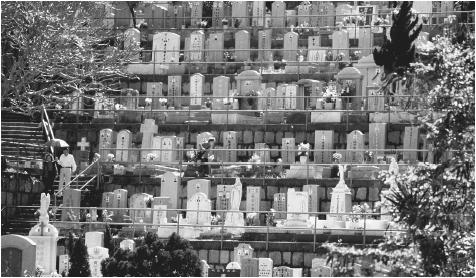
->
39, 193, 51, 224
338, 164, 347, 183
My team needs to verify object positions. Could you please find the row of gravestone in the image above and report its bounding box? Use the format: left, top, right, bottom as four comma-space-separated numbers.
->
98, 124, 428, 166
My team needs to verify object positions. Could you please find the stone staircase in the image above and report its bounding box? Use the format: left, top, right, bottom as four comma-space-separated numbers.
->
1, 121, 45, 164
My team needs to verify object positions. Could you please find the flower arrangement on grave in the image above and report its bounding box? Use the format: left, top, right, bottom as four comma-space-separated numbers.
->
349, 203, 373, 224
221, 18, 228, 27
107, 153, 115, 162
333, 152, 343, 163
322, 82, 338, 104
114, 104, 126, 110
146, 153, 157, 161
246, 153, 262, 177
266, 209, 277, 226
234, 18, 242, 28
145, 97, 152, 108
364, 151, 374, 163
200, 20, 208, 28
350, 50, 361, 62
373, 16, 389, 27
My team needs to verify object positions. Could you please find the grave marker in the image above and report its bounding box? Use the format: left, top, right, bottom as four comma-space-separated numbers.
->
222, 131, 238, 162
187, 192, 212, 226
168, 75, 182, 108
258, 30, 272, 61
1, 235, 37, 277
140, 119, 158, 161
273, 193, 287, 219
235, 30, 251, 62
281, 138, 296, 165
190, 73, 205, 108
88, 246, 109, 277
152, 32, 180, 67
252, 1, 265, 27
116, 129, 132, 162
99, 129, 116, 162
346, 130, 365, 163
369, 123, 387, 161
187, 179, 212, 199
213, 76, 231, 99
161, 172, 181, 216
207, 33, 225, 62
283, 31, 299, 61
403, 126, 419, 162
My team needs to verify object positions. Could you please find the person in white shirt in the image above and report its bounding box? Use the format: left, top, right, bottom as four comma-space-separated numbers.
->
56, 148, 77, 196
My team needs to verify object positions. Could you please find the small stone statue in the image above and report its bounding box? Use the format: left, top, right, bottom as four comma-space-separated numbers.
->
338, 164, 347, 183
389, 157, 399, 175
39, 193, 50, 224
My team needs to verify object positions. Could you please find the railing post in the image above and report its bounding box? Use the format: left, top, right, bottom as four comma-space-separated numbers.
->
313, 213, 317, 252
363, 213, 367, 247
176, 210, 180, 236
220, 213, 225, 250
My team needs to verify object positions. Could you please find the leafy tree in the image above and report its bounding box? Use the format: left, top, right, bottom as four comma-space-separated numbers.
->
325, 5, 475, 277
68, 237, 91, 277
373, 1, 422, 81
1, 2, 136, 114
101, 232, 202, 277
104, 223, 115, 257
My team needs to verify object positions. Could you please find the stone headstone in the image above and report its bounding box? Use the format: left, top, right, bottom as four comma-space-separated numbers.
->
297, 3, 311, 25
369, 123, 387, 161
152, 196, 172, 220
119, 239, 135, 251
147, 82, 164, 110
258, 258, 273, 277
201, 260, 210, 277
258, 29, 272, 61
162, 136, 179, 163
140, 119, 158, 161
276, 84, 287, 110
314, 130, 334, 164
273, 266, 302, 277
403, 126, 419, 162
189, 30, 205, 62
310, 258, 332, 277
307, 36, 321, 62
88, 246, 109, 277
285, 84, 299, 110
99, 129, 116, 162
216, 184, 232, 218
187, 179, 211, 199
232, 1, 249, 27
271, 1, 285, 31
160, 172, 181, 216
207, 33, 225, 62
358, 28, 373, 56
222, 131, 238, 162
190, 1, 203, 27
212, 2, 225, 28
281, 138, 296, 165
187, 192, 212, 226
113, 189, 128, 219
261, 88, 276, 111
367, 87, 384, 112
101, 192, 115, 209
116, 129, 132, 162
85, 231, 104, 248
168, 75, 182, 108
332, 29, 350, 57
196, 132, 216, 149
129, 193, 153, 223
61, 188, 81, 222
152, 204, 168, 227
1, 235, 37, 277
246, 186, 261, 214
152, 32, 180, 66
235, 30, 251, 62
346, 130, 365, 163
252, 1, 265, 27
94, 93, 115, 119
213, 76, 230, 99
224, 182, 245, 234
303, 184, 320, 214
255, 143, 270, 163
354, 55, 381, 99
190, 73, 205, 108
314, 2, 335, 27
166, 4, 185, 29
234, 243, 254, 266
284, 31, 299, 61
124, 28, 140, 62
236, 70, 262, 96
273, 193, 287, 219
58, 254, 70, 276
241, 257, 259, 277
285, 188, 309, 226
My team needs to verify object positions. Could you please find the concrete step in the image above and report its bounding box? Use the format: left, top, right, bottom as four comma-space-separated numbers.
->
1, 122, 40, 128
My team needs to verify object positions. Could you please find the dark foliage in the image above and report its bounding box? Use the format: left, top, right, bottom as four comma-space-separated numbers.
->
68, 237, 91, 277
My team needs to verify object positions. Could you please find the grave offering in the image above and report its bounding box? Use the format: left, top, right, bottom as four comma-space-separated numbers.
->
28, 193, 58, 274
329, 165, 352, 222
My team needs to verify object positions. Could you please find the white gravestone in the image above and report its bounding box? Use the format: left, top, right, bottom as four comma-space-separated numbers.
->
152, 196, 172, 220
284, 84, 299, 110
119, 239, 135, 251
276, 84, 287, 110
187, 179, 211, 200
61, 188, 81, 223
369, 123, 387, 161
246, 186, 261, 215
403, 126, 419, 162
88, 246, 109, 277
258, 29, 272, 61
129, 193, 153, 223
303, 184, 320, 214
213, 75, 230, 99
140, 119, 158, 161
167, 75, 182, 108
152, 205, 168, 227
212, 2, 225, 28
271, 1, 285, 31
345, 130, 365, 163
99, 129, 116, 162
332, 29, 350, 57
297, 3, 311, 25
255, 143, 270, 164
262, 88, 276, 111
187, 192, 212, 226
189, 30, 205, 62
281, 138, 296, 165
153, 32, 180, 67
258, 257, 273, 277
101, 192, 114, 209
367, 87, 385, 112
235, 30, 251, 62
284, 31, 299, 61
58, 254, 70, 276
146, 82, 164, 110
190, 73, 205, 108
190, 2, 203, 27
207, 33, 225, 62
116, 129, 132, 162
113, 189, 128, 219
160, 172, 181, 217
222, 131, 238, 162
161, 136, 178, 163
307, 36, 321, 62
252, 1, 265, 27
234, 243, 254, 266
94, 93, 115, 119
273, 193, 287, 219
85, 231, 104, 248
285, 188, 309, 227
232, 1, 249, 27
314, 130, 334, 164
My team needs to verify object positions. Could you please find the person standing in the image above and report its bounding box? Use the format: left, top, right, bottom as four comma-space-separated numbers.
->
56, 148, 77, 197
42, 153, 57, 196
196, 138, 215, 177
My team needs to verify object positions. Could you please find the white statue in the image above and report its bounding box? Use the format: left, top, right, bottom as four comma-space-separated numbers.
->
39, 193, 51, 224
389, 157, 399, 175
338, 164, 347, 183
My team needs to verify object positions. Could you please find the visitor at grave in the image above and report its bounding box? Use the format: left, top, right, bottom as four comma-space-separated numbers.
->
56, 148, 77, 197
297, 140, 311, 161
42, 153, 57, 196
196, 138, 215, 177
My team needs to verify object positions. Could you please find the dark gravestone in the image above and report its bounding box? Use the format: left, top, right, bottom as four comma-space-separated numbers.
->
1, 235, 37, 277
